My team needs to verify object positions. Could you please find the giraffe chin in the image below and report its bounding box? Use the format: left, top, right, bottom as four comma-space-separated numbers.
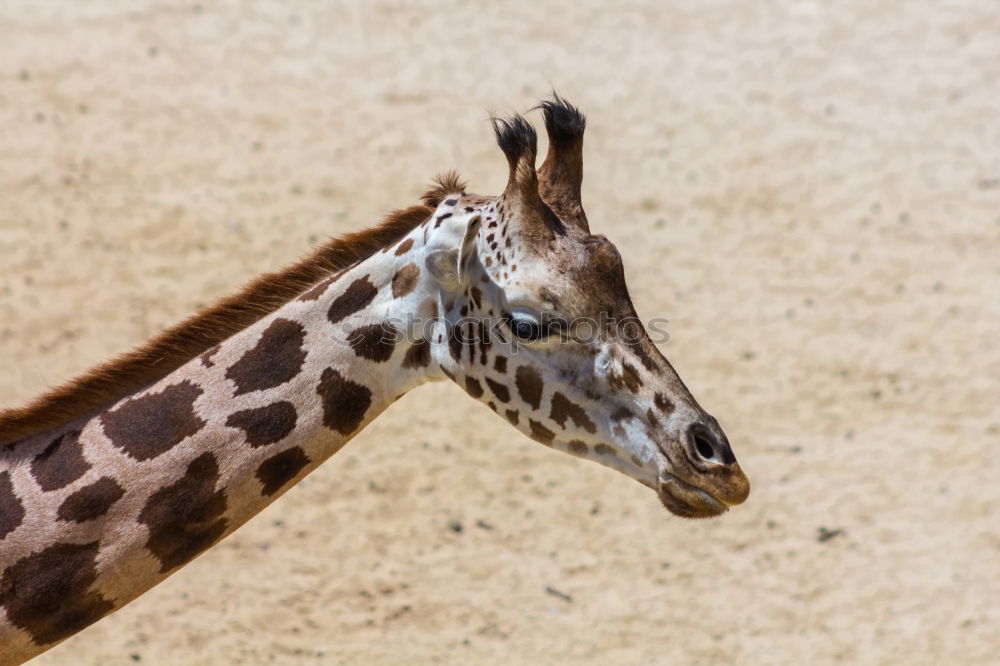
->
657, 473, 729, 519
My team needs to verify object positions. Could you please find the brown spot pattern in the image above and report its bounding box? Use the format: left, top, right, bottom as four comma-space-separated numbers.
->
0, 541, 115, 646
327, 275, 378, 325
317, 367, 373, 435
348, 322, 398, 362
476, 321, 491, 365
615, 361, 643, 394
30, 429, 89, 491
448, 321, 465, 363
594, 443, 618, 457
225, 401, 298, 448
549, 392, 597, 433
200, 344, 221, 368
402, 339, 431, 369
611, 406, 634, 422
485, 377, 510, 403
515, 365, 544, 410
0, 204, 430, 450
391, 263, 420, 298
494, 355, 507, 374
505, 409, 519, 426
466, 321, 479, 364
568, 440, 589, 455
654, 392, 675, 415
225, 318, 308, 396
465, 376, 484, 398
138, 452, 228, 573
394, 238, 414, 256
57, 477, 125, 523
102, 381, 206, 461
629, 340, 660, 373
529, 419, 556, 445
256, 446, 311, 496
0, 471, 25, 539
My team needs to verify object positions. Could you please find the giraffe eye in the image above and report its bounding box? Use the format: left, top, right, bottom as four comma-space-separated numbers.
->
505, 311, 548, 341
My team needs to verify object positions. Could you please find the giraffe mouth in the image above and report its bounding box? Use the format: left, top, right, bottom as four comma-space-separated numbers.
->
657, 473, 729, 519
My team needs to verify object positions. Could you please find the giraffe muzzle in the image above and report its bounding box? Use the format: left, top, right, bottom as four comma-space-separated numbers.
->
656, 473, 730, 518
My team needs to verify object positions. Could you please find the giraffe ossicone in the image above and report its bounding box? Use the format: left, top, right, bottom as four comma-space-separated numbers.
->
0, 96, 748, 663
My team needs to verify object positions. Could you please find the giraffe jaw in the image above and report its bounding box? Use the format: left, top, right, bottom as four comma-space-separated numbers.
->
657, 473, 729, 519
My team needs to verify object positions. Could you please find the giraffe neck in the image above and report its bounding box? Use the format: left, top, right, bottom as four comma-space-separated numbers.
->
0, 212, 449, 663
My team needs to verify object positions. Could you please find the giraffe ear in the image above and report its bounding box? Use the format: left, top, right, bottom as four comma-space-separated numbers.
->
425, 213, 482, 289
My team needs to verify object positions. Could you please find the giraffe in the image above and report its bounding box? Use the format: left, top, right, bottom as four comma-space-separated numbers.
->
0, 97, 748, 664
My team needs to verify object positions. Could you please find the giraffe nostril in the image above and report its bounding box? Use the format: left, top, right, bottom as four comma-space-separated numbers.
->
686, 422, 737, 465
694, 431, 716, 461
687, 423, 723, 463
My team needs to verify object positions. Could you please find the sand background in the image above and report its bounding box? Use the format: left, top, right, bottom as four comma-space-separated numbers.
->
1, 1, 998, 664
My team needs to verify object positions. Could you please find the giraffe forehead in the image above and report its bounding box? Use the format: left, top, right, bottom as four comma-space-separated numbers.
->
475, 225, 632, 321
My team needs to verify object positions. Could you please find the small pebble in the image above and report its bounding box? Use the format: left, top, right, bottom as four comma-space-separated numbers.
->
817, 527, 844, 543
544, 586, 572, 602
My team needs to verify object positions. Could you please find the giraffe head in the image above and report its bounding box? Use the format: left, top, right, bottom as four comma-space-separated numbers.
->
421, 97, 748, 518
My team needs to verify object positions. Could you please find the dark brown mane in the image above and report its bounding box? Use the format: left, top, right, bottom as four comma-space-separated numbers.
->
0, 202, 438, 447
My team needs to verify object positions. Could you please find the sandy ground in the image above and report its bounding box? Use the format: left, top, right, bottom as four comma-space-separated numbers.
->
0, 1, 998, 664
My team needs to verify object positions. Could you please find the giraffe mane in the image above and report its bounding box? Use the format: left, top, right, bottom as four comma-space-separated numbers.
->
421, 170, 468, 207
0, 194, 451, 448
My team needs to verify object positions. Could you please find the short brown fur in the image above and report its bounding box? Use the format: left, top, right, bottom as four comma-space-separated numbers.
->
0, 202, 439, 447
421, 171, 468, 207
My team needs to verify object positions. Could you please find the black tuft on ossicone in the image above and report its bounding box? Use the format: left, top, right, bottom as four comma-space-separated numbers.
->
536, 93, 586, 148
491, 114, 538, 166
